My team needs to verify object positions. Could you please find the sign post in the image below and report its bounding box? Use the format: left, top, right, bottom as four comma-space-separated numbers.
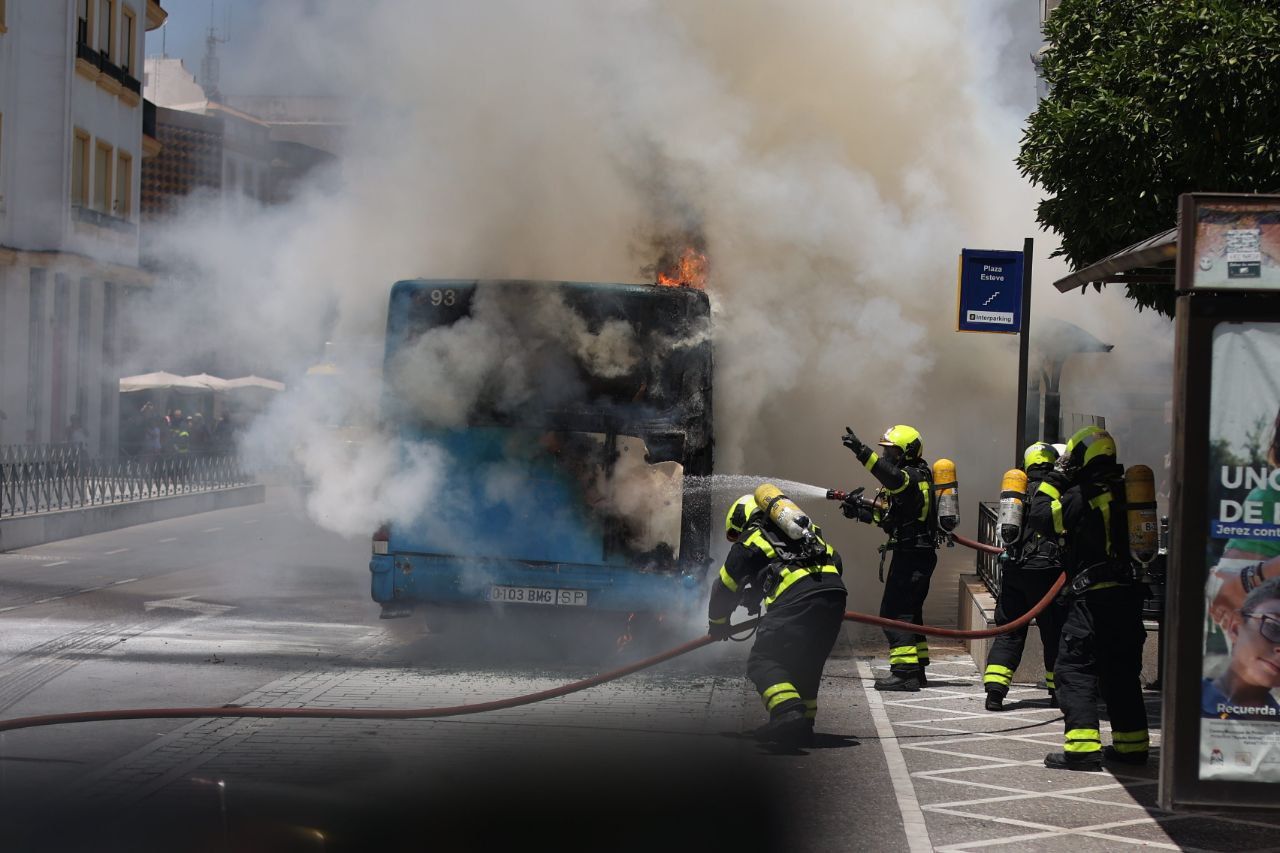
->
957, 244, 1032, 468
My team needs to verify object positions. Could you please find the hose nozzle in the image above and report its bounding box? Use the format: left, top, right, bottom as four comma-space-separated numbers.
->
825, 488, 849, 502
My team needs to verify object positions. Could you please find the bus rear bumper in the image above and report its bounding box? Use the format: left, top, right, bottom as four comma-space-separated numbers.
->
369, 553, 705, 614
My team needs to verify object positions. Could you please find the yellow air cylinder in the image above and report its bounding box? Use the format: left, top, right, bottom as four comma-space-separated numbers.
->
933, 458, 959, 532
754, 483, 812, 542
1125, 465, 1158, 565
998, 469, 1028, 548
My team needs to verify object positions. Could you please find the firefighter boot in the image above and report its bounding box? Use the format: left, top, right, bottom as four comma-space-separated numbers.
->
985, 689, 1005, 712
750, 707, 808, 747
1044, 751, 1103, 772
874, 670, 921, 692
1103, 745, 1148, 766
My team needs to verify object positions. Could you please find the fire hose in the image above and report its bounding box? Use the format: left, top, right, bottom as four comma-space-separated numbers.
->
0, 536, 1057, 735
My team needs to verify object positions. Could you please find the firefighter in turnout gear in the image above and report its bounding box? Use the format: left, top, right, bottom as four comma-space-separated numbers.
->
840, 425, 938, 692
1028, 426, 1149, 771
709, 492, 847, 748
984, 442, 1066, 712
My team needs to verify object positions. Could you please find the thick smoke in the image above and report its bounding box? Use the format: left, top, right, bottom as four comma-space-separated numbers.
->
136, 1, 1173, 618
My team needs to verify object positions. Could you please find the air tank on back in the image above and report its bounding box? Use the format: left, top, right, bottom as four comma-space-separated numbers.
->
998, 468, 1028, 548
933, 458, 959, 532
1125, 465, 1159, 565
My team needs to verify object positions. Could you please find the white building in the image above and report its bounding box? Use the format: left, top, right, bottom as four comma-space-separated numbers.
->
0, 0, 166, 453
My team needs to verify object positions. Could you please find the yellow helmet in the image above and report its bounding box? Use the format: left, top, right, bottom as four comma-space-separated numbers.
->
1023, 441, 1059, 469
1066, 425, 1117, 470
725, 494, 760, 541
878, 425, 922, 459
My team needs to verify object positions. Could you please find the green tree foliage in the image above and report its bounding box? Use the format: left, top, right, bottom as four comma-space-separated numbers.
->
1018, 0, 1280, 316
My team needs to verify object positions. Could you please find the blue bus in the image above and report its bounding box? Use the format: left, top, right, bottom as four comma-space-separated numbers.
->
369, 279, 713, 620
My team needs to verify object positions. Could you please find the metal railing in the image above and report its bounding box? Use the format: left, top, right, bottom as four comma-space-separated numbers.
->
0, 446, 251, 518
975, 501, 1002, 595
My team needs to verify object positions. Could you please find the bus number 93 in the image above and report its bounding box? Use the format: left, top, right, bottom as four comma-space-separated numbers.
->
431, 289, 456, 307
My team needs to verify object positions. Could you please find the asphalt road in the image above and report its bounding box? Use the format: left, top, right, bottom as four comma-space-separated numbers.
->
0, 489, 904, 853
8, 491, 1276, 853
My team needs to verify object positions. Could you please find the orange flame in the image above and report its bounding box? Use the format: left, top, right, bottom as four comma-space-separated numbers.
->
655, 248, 709, 289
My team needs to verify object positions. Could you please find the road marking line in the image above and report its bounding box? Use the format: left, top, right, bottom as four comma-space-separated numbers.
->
112, 578, 138, 585
104, 548, 131, 556
859, 661, 933, 853
46, 560, 70, 567
158, 537, 178, 543
202, 527, 223, 533
33, 596, 64, 603
0, 606, 21, 613
81, 586, 105, 593
242, 519, 258, 525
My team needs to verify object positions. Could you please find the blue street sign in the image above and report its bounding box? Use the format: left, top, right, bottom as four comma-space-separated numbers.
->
957, 249, 1025, 334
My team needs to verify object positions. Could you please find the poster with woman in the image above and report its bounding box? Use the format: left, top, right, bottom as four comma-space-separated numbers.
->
1202, 321, 1280, 781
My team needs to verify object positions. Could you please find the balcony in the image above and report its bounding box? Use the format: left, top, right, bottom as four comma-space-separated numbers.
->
76, 40, 100, 67
73, 205, 137, 235
124, 74, 142, 95
100, 58, 125, 83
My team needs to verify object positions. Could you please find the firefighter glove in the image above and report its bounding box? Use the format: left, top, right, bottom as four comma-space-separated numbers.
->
842, 427, 870, 462
708, 620, 734, 641
841, 495, 875, 524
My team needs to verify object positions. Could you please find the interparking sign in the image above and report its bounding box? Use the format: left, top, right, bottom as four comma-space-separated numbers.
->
957, 249, 1025, 333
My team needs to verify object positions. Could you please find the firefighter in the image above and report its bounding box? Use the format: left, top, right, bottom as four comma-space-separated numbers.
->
1028, 426, 1149, 771
984, 442, 1066, 712
708, 493, 847, 748
840, 425, 938, 691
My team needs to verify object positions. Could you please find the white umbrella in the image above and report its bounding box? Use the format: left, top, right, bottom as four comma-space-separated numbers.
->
119, 371, 208, 392
184, 373, 234, 391
225, 375, 285, 391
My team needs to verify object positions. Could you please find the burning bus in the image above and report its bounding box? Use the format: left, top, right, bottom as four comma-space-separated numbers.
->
369, 277, 713, 620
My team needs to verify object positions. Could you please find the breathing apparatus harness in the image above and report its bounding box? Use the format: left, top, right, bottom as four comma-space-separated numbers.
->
740, 515, 834, 606
1054, 462, 1140, 595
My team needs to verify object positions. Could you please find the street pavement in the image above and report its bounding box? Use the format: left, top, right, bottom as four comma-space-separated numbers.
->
1, 489, 1279, 852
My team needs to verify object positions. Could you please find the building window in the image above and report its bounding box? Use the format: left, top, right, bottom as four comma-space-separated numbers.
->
97, 0, 115, 60
121, 7, 136, 74
76, 0, 90, 44
115, 150, 132, 218
94, 140, 113, 213
71, 129, 90, 205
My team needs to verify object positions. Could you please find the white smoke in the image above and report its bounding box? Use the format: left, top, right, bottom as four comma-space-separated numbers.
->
134, 1, 1174, 618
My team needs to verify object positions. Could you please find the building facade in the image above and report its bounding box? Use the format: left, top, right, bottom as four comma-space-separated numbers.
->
0, 0, 166, 452
142, 58, 337, 214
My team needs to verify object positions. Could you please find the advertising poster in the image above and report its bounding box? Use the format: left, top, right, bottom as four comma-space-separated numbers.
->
1201, 321, 1280, 782
1192, 200, 1280, 290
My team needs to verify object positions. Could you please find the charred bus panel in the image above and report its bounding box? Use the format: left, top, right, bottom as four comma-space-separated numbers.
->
369, 279, 713, 617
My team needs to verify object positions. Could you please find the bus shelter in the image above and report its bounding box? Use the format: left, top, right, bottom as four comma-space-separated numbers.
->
1056, 193, 1280, 811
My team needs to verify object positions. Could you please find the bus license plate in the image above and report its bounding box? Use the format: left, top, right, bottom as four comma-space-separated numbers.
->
488, 585, 589, 606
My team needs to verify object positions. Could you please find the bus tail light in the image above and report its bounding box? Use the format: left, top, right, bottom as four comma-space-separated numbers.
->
372, 524, 390, 555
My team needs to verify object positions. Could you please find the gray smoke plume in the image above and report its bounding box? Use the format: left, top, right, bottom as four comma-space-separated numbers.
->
135, 1, 1174, 623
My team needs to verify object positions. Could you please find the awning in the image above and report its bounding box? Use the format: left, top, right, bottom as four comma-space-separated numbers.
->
225, 375, 286, 392
1052, 227, 1177, 293
119, 371, 208, 392
184, 372, 233, 391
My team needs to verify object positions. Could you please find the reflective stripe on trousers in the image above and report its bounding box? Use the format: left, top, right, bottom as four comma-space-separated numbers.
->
984, 663, 1014, 687
1112, 729, 1149, 753
761, 681, 802, 712
1065, 727, 1101, 753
